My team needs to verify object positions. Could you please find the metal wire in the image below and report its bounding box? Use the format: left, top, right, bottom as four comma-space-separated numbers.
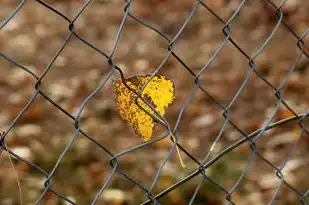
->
1, 0, 309, 204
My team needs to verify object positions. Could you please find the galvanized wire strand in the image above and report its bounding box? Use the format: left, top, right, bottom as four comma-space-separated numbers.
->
0, 0, 27, 29
34, 1, 161, 200
127, 1, 237, 202
186, 0, 284, 202
105, 4, 176, 202
141, 111, 309, 204
111, 5, 227, 203
0, 54, 39, 80
268, 39, 308, 205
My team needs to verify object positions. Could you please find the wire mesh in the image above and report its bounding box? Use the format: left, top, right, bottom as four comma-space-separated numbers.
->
1, 0, 309, 204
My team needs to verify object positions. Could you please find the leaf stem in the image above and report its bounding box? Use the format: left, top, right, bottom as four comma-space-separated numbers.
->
170, 131, 186, 168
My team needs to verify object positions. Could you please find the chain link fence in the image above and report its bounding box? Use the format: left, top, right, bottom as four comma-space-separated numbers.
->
1, 0, 309, 204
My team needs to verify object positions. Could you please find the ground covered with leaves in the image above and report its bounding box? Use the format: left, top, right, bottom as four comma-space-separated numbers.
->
1, 0, 309, 204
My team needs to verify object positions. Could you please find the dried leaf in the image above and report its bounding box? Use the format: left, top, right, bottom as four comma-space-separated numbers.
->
114, 75, 175, 141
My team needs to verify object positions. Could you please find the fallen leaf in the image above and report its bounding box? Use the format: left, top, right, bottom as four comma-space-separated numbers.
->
278, 108, 294, 120
114, 75, 175, 141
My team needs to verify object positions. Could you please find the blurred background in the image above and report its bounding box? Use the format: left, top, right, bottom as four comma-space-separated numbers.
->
1, 0, 309, 204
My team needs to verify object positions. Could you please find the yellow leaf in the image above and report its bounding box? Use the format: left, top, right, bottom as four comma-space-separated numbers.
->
113, 75, 175, 141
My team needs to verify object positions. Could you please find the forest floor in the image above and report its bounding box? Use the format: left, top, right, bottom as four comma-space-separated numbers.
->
1, 0, 309, 204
